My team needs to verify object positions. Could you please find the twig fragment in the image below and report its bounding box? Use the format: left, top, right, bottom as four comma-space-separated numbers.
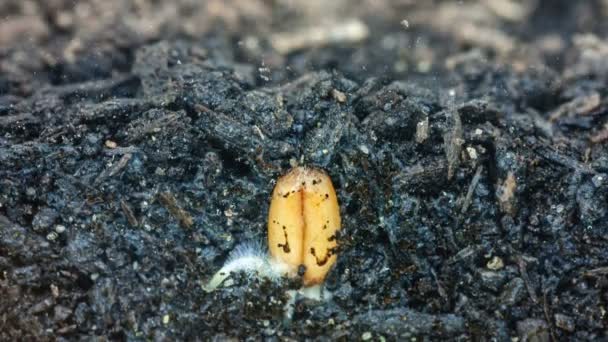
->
120, 199, 139, 227
461, 165, 483, 214
549, 92, 600, 122
158, 192, 194, 229
270, 19, 369, 54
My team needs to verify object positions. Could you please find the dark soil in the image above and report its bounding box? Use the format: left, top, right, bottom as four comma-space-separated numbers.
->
2, 0, 608, 340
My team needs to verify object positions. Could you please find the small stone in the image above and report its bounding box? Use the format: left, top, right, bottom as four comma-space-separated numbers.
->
362, 332, 372, 341
592, 174, 605, 187
263, 328, 276, 336
105, 140, 118, 149
331, 89, 347, 103
50, 284, 59, 298
400, 19, 410, 29
46, 232, 59, 241
487, 256, 504, 270
162, 314, 170, 325
359, 145, 370, 154
415, 117, 429, 143
55, 225, 66, 233
466, 147, 478, 160
26, 187, 37, 197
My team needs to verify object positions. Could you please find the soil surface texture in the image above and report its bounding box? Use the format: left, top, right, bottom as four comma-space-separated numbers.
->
1, 0, 608, 340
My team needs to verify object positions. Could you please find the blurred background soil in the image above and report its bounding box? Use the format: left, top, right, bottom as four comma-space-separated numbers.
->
1, 0, 608, 340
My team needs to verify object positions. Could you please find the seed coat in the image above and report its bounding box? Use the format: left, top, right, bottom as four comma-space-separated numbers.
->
268, 166, 341, 285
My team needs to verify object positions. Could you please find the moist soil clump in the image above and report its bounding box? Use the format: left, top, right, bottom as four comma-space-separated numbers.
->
1, 0, 608, 340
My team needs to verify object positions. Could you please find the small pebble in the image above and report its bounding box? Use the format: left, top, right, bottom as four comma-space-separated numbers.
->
26, 187, 37, 197
487, 256, 504, 270
46, 232, 59, 241
49, 284, 59, 298
55, 225, 66, 233
466, 147, 478, 160
362, 332, 372, 341
162, 314, 170, 325
592, 174, 605, 187
105, 140, 118, 149
415, 118, 429, 143
331, 89, 347, 103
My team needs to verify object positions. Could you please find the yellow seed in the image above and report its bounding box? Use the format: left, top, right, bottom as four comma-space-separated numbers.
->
268, 166, 341, 286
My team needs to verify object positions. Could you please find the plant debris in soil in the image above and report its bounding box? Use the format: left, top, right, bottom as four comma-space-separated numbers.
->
1, 0, 608, 340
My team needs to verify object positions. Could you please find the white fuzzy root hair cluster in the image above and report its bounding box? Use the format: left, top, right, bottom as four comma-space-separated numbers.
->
202, 241, 290, 293
202, 241, 333, 320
